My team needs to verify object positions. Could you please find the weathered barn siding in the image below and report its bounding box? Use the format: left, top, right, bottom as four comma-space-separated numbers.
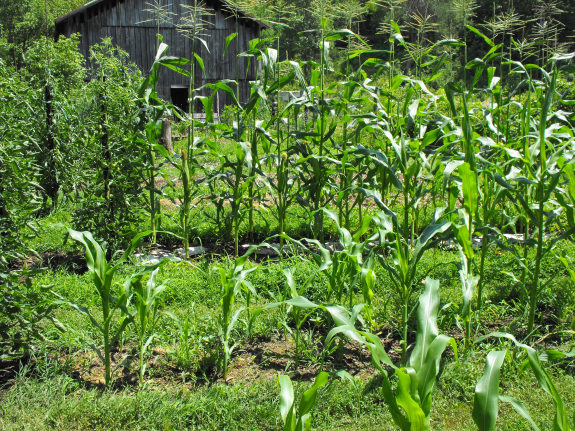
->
55, 0, 262, 111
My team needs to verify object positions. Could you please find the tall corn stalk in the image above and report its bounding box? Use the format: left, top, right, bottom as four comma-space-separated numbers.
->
451, 0, 477, 83
139, 0, 174, 244
176, 1, 212, 258
301, 0, 341, 240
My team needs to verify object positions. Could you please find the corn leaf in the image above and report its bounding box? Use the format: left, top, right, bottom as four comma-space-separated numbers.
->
473, 350, 507, 431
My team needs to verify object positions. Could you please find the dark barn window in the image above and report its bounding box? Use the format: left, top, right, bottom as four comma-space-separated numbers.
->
170, 85, 188, 113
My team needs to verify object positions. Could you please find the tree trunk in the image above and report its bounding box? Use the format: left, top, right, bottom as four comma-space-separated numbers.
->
160, 117, 173, 153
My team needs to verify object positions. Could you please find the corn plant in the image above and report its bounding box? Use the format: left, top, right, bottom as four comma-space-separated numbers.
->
239, 41, 276, 243
451, 0, 478, 82
475, 332, 575, 430
206, 134, 252, 256
446, 161, 480, 349
140, 0, 174, 48
280, 267, 314, 368
291, 1, 344, 240
124, 263, 167, 387
217, 253, 257, 378
375, 0, 406, 125
495, 55, 574, 335
333, 72, 387, 232
314, 209, 375, 318
261, 150, 298, 252
138, 38, 174, 244
252, 262, 365, 369
278, 371, 330, 431
382, 121, 441, 245
474, 159, 507, 311
172, 0, 212, 258
57, 229, 151, 386
327, 278, 457, 430
473, 350, 540, 431
164, 307, 205, 374
373, 209, 450, 362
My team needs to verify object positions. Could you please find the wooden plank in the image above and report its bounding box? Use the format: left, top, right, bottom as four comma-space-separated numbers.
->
215, 8, 225, 30
121, 0, 127, 26
125, 0, 133, 25
134, 0, 141, 27
84, 13, 91, 55
130, 26, 135, 58
117, 12, 123, 48
80, 32, 87, 59
138, 27, 144, 70
109, 3, 117, 26
143, 27, 150, 72
145, 27, 152, 71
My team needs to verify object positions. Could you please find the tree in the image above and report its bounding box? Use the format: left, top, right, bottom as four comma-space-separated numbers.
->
0, 0, 84, 66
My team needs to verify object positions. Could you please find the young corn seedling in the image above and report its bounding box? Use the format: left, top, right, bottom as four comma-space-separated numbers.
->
124, 264, 167, 387
251, 258, 365, 370
57, 229, 151, 386
473, 350, 540, 431
278, 371, 330, 431
321, 209, 375, 320
281, 267, 314, 368
327, 278, 457, 430
475, 332, 575, 431
217, 253, 257, 378
164, 310, 196, 372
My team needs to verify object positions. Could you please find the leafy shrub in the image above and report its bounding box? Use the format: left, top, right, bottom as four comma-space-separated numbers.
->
0, 271, 59, 359
71, 39, 146, 252
0, 57, 41, 266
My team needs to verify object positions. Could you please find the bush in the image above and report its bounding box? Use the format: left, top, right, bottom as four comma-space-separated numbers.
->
0, 56, 42, 267
0, 271, 58, 359
71, 39, 146, 252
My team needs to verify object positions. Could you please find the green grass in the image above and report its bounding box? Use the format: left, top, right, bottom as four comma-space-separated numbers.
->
1, 354, 573, 430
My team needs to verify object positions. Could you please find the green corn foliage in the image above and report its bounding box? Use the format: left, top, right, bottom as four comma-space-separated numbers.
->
476, 331, 575, 430
124, 263, 168, 387
217, 253, 257, 378
250, 262, 365, 370
494, 55, 574, 336
374, 210, 450, 362
292, 209, 375, 316
58, 229, 151, 386
447, 161, 480, 350
327, 278, 457, 430
138, 36, 174, 245
278, 372, 330, 431
508, 335, 573, 430
164, 309, 198, 371
473, 349, 541, 431
146, 19, 210, 259
473, 350, 507, 431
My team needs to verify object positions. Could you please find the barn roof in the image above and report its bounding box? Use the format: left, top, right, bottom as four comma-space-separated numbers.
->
56, 0, 268, 28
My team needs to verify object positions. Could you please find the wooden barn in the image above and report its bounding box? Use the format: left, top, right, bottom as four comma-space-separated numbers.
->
55, 0, 264, 114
